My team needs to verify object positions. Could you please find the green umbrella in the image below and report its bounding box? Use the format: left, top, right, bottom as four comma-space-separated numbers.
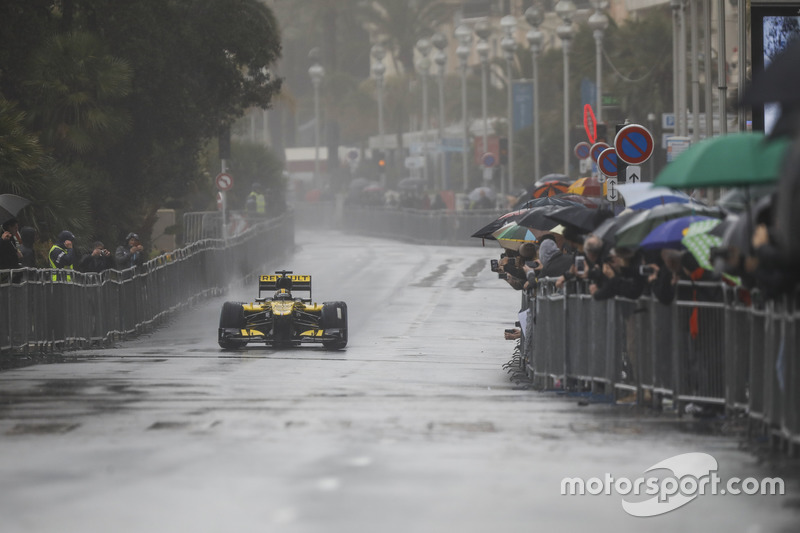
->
612, 202, 722, 249
681, 219, 741, 285
655, 132, 790, 188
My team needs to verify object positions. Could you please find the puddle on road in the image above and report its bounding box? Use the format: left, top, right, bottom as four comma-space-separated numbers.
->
6, 422, 80, 435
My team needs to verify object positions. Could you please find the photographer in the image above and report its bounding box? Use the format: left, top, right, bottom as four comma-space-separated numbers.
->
79, 241, 114, 273
589, 247, 645, 301
115, 232, 146, 270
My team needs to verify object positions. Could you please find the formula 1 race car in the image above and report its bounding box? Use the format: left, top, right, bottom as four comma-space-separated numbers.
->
218, 270, 348, 350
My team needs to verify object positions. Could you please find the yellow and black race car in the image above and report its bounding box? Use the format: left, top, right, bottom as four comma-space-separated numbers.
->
218, 270, 348, 350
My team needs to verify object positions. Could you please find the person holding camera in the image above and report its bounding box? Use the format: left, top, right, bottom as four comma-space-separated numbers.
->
79, 241, 114, 273
115, 232, 146, 270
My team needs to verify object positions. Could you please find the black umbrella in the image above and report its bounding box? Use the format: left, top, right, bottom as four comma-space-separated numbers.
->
471, 208, 529, 240
742, 39, 800, 107
592, 211, 638, 245
515, 206, 561, 232
0, 194, 30, 224
545, 205, 614, 234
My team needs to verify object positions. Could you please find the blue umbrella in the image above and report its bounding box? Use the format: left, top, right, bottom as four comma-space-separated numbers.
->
638, 215, 715, 250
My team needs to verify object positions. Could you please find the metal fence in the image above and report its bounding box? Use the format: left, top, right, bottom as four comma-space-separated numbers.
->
0, 213, 294, 355
523, 278, 800, 454
293, 200, 506, 246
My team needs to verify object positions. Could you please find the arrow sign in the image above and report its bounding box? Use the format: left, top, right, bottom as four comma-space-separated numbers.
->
614, 124, 654, 165
597, 148, 618, 177
606, 177, 619, 202
626, 165, 642, 183
215, 172, 233, 191
590, 142, 609, 163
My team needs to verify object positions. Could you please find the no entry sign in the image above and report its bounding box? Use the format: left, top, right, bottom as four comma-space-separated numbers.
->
590, 142, 610, 163
597, 147, 618, 177
614, 124, 654, 165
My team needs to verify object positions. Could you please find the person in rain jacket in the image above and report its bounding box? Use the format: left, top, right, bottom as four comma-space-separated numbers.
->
115, 232, 146, 270
19, 226, 37, 268
48, 230, 77, 280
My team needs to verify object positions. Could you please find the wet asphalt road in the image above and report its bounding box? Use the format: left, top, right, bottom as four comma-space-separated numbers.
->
0, 230, 797, 533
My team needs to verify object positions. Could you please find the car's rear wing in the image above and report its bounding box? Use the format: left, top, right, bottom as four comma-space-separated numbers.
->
259, 271, 312, 302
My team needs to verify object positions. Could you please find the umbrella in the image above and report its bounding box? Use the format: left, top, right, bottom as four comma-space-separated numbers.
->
592, 211, 639, 245
471, 208, 530, 239
716, 185, 775, 214
363, 184, 384, 193
616, 183, 694, 210
515, 206, 561, 232
468, 186, 496, 202
681, 219, 741, 285
515, 194, 576, 210
545, 205, 614, 234
492, 222, 537, 251
535, 173, 569, 186
637, 215, 716, 250
0, 194, 30, 224
398, 177, 426, 191
530, 181, 569, 198
613, 203, 723, 249
567, 176, 606, 197
654, 132, 791, 188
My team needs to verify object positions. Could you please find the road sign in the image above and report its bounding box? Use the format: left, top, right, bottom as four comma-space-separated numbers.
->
662, 113, 675, 129
666, 136, 691, 163
405, 155, 424, 170
347, 149, 359, 161
614, 124, 655, 165
215, 172, 233, 191
574, 142, 591, 160
626, 165, 642, 183
481, 152, 496, 167
597, 148, 618, 177
606, 177, 619, 202
590, 142, 609, 162
584, 104, 598, 144
216, 191, 223, 210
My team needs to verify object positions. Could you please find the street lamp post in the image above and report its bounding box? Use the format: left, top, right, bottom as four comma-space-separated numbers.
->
455, 25, 473, 192
588, 1, 609, 124
371, 44, 387, 187
416, 38, 433, 187
308, 58, 325, 190
525, 6, 543, 183
475, 20, 491, 156
556, 0, 576, 177
432, 32, 448, 191
501, 15, 517, 195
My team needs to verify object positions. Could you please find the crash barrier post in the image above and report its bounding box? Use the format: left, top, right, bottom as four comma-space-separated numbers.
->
522, 279, 800, 454
336, 205, 504, 246
0, 214, 294, 355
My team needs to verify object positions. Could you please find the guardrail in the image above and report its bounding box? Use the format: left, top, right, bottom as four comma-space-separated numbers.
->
293, 201, 504, 246
520, 279, 800, 455
0, 213, 294, 355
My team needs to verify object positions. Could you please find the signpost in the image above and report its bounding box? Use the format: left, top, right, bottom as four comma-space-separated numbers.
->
574, 142, 591, 160
606, 176, 619, 202
481, 152, 496, 168
215, 172, 233, 191
590, 142, 610, 163
626, 165, 641, 183
613, 124, 655, 166
597, 148, 618, 178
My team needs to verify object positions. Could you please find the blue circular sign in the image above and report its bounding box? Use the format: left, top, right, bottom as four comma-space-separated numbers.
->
574, 142, 591, 160
590, 142, 609, 163
614, 124, 654, 165
598, 148, 618, 177
481, 152, 496, 167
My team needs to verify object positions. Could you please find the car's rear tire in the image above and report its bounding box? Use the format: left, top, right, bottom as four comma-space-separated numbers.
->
321, 301, 348, 350
219, 301, 246, 350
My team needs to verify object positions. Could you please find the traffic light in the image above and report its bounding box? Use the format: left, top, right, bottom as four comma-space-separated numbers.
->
499, 137, 508, 165
375, 150, 386, 169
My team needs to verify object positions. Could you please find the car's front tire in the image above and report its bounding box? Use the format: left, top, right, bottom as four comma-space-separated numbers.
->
219, 301, 246, 350
321, 301, 348, 350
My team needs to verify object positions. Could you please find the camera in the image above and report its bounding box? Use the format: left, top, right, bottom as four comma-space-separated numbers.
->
490, 259, 500, 272
504, 328, 517, 334
639, 265, 655, 276
574, 255, 586, 275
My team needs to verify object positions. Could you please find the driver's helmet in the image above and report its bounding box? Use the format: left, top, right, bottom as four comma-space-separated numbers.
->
273, 288, 292, 300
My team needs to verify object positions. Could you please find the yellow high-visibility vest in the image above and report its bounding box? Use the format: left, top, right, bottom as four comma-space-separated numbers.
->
48, 244, 73, 281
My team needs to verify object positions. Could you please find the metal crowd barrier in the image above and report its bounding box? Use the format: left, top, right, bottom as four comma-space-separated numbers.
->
0, 213, 294, 355
522, 278, 800, 454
